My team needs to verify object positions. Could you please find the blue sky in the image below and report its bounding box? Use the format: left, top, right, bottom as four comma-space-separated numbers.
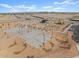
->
0, 0, 79, 13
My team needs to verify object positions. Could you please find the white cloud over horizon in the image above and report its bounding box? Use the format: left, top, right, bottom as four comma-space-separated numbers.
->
0, 0, 79, 12
54, 0, 78, 5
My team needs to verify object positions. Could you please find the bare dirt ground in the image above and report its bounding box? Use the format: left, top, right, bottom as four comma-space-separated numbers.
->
0, 12, 79, 58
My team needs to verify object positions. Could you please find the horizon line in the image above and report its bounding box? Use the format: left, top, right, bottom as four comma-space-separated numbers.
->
0, 11, 79, 14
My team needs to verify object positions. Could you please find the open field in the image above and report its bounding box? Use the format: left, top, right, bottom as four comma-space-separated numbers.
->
0, 12, 79, 58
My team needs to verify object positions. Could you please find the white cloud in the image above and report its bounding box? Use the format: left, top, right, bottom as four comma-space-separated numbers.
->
0, 0, 79, 13
51, 0, 79, 12
54, 0, 78, 5
0, 3, 62, 12
0, 4, 12, 8
14, 5, 36, 9
0, 3, 37, 12
41, 6, 65, 12
0, 3, 18, 12
13, 5, 36, 12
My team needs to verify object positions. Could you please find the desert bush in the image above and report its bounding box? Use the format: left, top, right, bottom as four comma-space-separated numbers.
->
54, 18, 64, 25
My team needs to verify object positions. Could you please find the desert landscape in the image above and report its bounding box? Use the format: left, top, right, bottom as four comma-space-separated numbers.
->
0, 12, 79, 58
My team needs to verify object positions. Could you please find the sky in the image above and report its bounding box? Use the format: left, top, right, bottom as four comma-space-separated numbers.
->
0, 0, 79, 13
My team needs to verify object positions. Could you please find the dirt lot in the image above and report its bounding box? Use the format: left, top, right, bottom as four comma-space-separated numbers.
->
0, 12, 79, 58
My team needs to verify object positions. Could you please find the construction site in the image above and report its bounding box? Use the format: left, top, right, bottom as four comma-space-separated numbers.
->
0, 12, 79, 58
